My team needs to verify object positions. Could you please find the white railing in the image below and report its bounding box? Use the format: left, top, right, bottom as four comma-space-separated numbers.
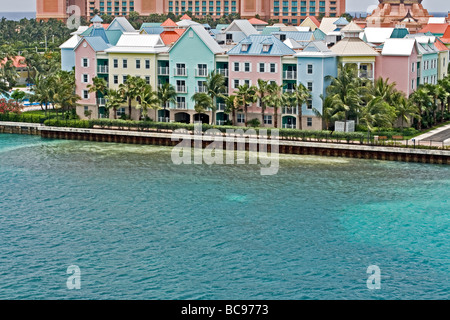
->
284, 88, 295, 93
158, 67, 169, 75
176, 102, 187, 109
195, 86, 207, 93
283, 70, 297, 80
282, 106, 298, 114
216, 120, 226, 125
97, 98, 106, 106
97, 65, 109, 73
283, 123, 296, 129
217, 103, 225, 111
158, 117, 170, 122
359, 70, 374, 79
196, 69, 208, 77
176, 86, 187, 93
175, 68, 187, 76
217, 68, 229, 77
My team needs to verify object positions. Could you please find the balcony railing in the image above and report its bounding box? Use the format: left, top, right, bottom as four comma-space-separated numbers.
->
174, 68, 187, 76
196, 69, 208, 77
216, 120, 226, 125
282, 123, 296, 129
282, 106, 298, 114
97, 65, 109, 73
158, 66, 169, 75
158, 117, 170, 122
359, 70, 374, 79
217, 103, 226, 111
283, 70, 297, 80
176, 102, 187, 109
195, 86, 207, 93
284, 88, 295, 93
97, 98, 106, 106
176, 86, 187, 93
217, 68, 229, 77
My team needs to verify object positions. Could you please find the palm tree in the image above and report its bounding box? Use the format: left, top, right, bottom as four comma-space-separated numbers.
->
204, 71, 226, 125
157, 82, 177, 122
263, 82, 285, 129
256, 79, 269, 127
291, 82, 311, 130
52, 71, 80, 114
29, 73, 53, 115
191, 92, 212, 123
118, 76, 146, 120
235, 84, 257, 127
224, 94, 239, 126
136, 85, 159, 119
359, 96, 396, 132
87, 76, 108, 119
314, 94, 337, 131
410, 87, 433, 130
104, 88, 124, 119
326, 64, 362, 132
395, 95, 418, 130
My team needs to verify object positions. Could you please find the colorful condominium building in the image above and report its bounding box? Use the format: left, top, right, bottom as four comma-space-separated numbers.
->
37, 0, 346, 23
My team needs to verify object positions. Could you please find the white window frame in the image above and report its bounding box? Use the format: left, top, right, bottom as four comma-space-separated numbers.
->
237, 113, 245, 123
82, 74, 89, 83
82, 58, 89, 68
82, 90, 89, 100
234, 62, 240, 72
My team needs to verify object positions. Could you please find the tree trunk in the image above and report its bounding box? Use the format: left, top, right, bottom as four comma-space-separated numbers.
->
274, 108, 278, 129
244, 104, 248, 127
298, 104, 302, 130
261, 105, 265, 127
232, 109, 236, 126
128, 98, 132, 120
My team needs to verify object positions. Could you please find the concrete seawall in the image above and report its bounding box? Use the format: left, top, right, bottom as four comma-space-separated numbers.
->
1, 122, 449, 165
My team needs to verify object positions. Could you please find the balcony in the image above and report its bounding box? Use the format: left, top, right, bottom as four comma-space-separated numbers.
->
176, 102, 187, 109
217, 68, 229, 77
283, 70, 297, 80
196, 69, 208, 77
158, 117, 170, 122
282, 123, 296, 129
97, 65, 109, 74
284, 88, 295, 93
359, 70, 374, 79
158, 66, 169, 76
174, 68, 187, 76
282, 106, 298, 114
217, 103, 226, 111
195, 86, 207, 93
176, 86, 187, 93
216, 120, 226, 125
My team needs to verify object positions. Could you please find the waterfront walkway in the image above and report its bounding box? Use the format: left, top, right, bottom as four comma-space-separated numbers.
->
413, 123, 450, 146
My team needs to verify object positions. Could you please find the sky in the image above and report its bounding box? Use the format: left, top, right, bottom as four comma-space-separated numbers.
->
0, 0, 449, 13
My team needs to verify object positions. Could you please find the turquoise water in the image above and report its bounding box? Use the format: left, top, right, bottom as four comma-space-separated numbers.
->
0, 133, 448, 300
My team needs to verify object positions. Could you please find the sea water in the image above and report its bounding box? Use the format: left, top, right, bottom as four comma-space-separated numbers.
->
0, 133, 448, 299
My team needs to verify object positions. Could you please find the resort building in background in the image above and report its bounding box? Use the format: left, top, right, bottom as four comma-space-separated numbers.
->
37, 0, 347, 24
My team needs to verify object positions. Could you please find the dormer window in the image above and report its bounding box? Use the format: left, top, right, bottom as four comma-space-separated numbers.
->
241, 44, 249, 52
262, 44, 271, 52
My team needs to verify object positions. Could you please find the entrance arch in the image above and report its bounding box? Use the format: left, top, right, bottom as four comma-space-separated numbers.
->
174, 112, 190, 124
193, 113, 210, 124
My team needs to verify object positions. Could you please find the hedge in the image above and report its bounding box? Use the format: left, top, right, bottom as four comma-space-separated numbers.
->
44, 119, 93, 128
0, 112, 47, 124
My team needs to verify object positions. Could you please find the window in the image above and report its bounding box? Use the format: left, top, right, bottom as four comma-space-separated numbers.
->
123, 59, 128, 68
307, 82, 313, 91
259, 63, 265, 73
117, 107, 125, 117
412, 79, 414, 90
262, 44, 271, 52
197, 64, 208, 76
113, 59, 118, 68
82, 58, 89, 68
234, 62, 240, 72
113, 75, 118, 84
145, 59, 150, 69
307, 64, 313, 74
136, 59, 141, 69
264, 115, 272, 125
145, 76, 150, 85
244, 79, 250, 86
241, 44, 249, 52
83, 90, 89, 99
270, 63, 276, 73
82, 74, 89, 83
411, 63, 414, 73
237, 113, 245, 123
307, 117, 313, 127
233, 79, 240, 88
244, 62, 250, 72
176, 63, 186, 76
306, 98, 312, 109
123, 75, 128, 83
177, 96, 186, 108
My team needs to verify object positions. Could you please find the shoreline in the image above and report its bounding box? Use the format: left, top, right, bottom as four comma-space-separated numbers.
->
1, 121, 449, 165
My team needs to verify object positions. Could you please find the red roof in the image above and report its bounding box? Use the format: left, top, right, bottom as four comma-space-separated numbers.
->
440, 25, 450, 43
434, 39, 449, 51
161, 18, 178, 27
180, 14, 191, 20
1, 56, 26, 68
89, 23, 110, 29
160, 30, 185, 45
419, 23, 449, 35
303, 16, 320, 27
248, 17, 268, 25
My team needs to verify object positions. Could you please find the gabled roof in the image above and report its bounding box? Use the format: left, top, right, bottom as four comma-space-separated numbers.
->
180, 14, 192, 20
176, 20, 200, 28
440, 25, 450, 43
227, 35, 295, 56
224, 20, 259, 36
216, 24, 229, 31
70, 25, 89, 35
428, 17, 446, 24
390, 27, 409, 39
273, 31, 314, 42
313, 28, 326, 41
90, 15, 103, 23
284, 38, 303, 49
341, 21, 364, 34
140, 22, 162, 29
75, 36, 112, 52
59, 34, 81, 49
107, 17, 135, 32
381, 38, 417, 56
434, 39, 449, 51
300, 16, 320, 28
361, 27, 394, 44
105, 34, 167, 53
295, 41, 336, 57
333, 17, 349, 26
319, 17, 339, 34
170, 25, 224, 54
261, 26, 281, 35
160, 30, 185, 45
105, 30, 123, 45
248, 17, 268, 25
330, 37, 379, 57
140, 27, 164, 35
161, 18, 178, 27
419, 24, 449, 36
416, 41, 439, 55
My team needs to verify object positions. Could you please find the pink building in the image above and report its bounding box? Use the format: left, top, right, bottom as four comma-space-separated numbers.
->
375, 38, 419, 97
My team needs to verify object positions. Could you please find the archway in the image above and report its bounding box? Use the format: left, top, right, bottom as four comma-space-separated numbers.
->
175, 112, 190, 124
193, 113, 210, 124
